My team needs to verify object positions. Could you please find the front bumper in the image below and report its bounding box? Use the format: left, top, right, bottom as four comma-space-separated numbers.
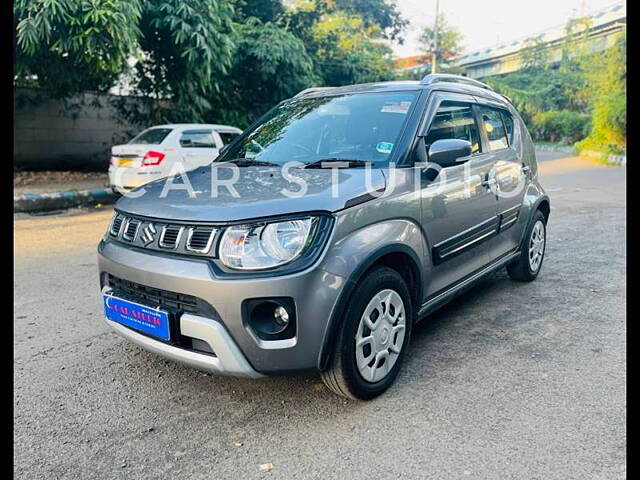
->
97, 239, 346, 375
103, 292, 263, 378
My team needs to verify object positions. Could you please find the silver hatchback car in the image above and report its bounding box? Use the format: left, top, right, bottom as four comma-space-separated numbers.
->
98, 74, 549, 399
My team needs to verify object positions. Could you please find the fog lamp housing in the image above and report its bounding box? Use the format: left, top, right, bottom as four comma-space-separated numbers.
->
242, 298, 296, 341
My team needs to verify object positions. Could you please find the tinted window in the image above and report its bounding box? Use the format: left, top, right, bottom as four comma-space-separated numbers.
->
425, 101, 482, 154
129, 128, 173, 145
479, 107, 509, 151
217, 92, 418, 166
180, 130, 215, 148
219, 132, 239, 145
501, 111, 514, 144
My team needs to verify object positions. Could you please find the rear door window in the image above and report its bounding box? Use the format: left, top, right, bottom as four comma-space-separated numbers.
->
478, 107, 509, 151
129, 128, 173, 145
180, 130, 216, 148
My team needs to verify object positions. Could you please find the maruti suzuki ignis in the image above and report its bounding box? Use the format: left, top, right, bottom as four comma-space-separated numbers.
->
98, 74, 549, 400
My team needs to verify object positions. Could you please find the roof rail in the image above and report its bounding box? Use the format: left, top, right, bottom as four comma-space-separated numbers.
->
293, 86, 336, 98
420, 73, 494, 92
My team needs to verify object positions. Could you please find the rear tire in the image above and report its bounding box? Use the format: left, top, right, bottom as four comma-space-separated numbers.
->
321, 266, 413, 400
507, 210, 547, 282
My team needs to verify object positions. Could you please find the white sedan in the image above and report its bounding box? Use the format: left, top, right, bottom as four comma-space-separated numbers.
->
109, 123, 242, 192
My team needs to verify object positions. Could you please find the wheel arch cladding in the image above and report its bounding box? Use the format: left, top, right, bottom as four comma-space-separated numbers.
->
317, 243, 423, 371
537, 198, 550, 223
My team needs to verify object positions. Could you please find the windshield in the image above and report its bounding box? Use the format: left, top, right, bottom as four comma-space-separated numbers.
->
216, 91, 417, 167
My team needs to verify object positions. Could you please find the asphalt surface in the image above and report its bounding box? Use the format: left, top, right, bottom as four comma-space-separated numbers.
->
14, 155, 626, 479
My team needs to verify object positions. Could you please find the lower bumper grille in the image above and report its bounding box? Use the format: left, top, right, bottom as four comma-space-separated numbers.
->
107, 274, 200, 314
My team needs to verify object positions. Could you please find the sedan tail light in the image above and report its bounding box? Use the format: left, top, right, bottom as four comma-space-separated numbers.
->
141, 151, 165, 166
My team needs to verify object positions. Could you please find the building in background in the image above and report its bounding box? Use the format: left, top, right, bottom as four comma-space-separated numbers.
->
393, 55, 430, 77
454, 1, 625, 79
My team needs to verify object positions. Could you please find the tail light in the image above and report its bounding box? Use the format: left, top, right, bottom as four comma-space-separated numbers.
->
141, 151, 165, 166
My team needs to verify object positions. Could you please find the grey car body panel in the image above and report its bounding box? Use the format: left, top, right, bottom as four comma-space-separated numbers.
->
98, 78, 549, 375
98, 240, 347, 373
115, 166, 387, 222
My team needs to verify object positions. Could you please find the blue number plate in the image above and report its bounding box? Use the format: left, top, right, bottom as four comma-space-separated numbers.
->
103, 294, 171, 341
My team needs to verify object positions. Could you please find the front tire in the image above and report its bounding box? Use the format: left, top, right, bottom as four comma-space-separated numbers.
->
321, 266, 413, 400
507, 210, 547, 282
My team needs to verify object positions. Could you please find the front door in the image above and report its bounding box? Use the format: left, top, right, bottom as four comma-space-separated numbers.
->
419, 93, 500, 296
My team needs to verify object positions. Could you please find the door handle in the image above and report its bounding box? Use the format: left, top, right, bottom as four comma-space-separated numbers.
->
481, 178, 496, 188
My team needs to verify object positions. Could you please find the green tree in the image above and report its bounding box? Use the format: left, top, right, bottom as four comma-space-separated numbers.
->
285, 1, 396, 87
520, 36, 550, 71
335, 0, 407, 41
576, 32, 626, 154
128, 0, 235, 123
209, 19, 317, 127
234, 0, 285, 23
14, 0, 143, 97
418, 13, 463, 68
15, 0, 236, 124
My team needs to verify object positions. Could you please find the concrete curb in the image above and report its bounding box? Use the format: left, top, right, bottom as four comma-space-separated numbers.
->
14, 187, 119, 213
580, 149, 627, 166
535, 143, 577, 153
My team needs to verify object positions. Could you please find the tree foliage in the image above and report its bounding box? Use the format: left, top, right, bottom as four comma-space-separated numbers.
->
209, 19, 317, 127
576, 33, 626, 154
14, 0, 142, 97
285, 1, 396, 87
130, 0, 235, 123
418, 13, 463, 64
15, 0, 406, 128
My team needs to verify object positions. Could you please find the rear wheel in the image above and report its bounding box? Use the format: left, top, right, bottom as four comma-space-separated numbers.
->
321, 266, 413, 400
507, 209, 547, 282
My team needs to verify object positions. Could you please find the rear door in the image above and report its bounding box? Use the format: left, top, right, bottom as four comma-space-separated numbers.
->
419, 92, 500, 295
474, 102, 529, 260
179, 129, 219, 170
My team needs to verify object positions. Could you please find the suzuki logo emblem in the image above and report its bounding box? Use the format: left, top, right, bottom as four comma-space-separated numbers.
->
140, 223, 157, 245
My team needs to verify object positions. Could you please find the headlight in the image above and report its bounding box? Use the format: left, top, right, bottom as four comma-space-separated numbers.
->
219, 217, 316, 270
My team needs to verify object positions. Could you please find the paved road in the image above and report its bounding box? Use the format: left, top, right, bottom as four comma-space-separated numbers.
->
14, 156, 626, 479
534, 150, 575, 163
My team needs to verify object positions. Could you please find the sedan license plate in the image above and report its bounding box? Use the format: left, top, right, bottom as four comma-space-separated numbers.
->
117, 158, 134, 167
103, 294, 171, 341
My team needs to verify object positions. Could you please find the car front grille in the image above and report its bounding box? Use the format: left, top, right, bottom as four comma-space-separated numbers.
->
186, 226, 216, 253
108, 212, 220, 258
123, 218, 140, 241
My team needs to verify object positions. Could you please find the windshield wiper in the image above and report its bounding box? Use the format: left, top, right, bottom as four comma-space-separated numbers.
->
222, 158, 279, 167
301, 158, 371, 169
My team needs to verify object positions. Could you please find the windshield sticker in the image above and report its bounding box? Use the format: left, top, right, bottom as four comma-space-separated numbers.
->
376, 142, 394, 154
381, 101, 411, 114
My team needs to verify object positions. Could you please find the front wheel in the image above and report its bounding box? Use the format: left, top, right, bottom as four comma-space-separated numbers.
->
321, 266, 413, 400
507, 209, 547, 282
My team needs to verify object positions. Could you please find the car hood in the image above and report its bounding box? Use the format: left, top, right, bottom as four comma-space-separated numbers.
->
114, 164, 387, 222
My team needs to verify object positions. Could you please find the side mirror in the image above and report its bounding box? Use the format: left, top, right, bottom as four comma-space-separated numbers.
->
428, 139, 472, 168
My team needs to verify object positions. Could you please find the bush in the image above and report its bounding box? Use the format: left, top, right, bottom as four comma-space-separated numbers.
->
530, 110, 591, 144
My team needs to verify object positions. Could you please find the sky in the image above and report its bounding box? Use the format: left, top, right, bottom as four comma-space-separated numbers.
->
391, 0, 621, 57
